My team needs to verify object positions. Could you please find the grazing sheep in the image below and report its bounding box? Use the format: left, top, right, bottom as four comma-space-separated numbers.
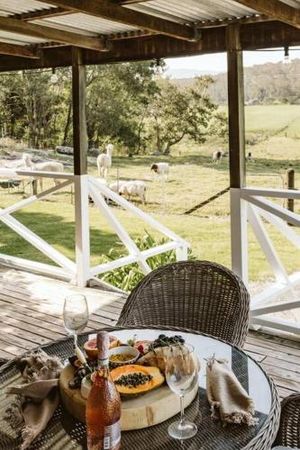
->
97, 143, 113, 179
150, 162, 169, 179
109, 180, 126, 194
110, 180, 146, 204
22, 153, 64, 191
212, 150, 224, 163
246, 152, 253, 161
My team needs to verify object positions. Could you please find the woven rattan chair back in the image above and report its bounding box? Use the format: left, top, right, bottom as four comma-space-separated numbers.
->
0, 358, 7, 367
274, 393, 300, 448
118, 260, 250, 347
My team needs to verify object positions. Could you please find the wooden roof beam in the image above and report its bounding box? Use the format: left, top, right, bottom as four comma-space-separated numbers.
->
0, 42, 39, 59
36, 0, 196, 41
0, 16, 108, 51
197, 14, 271, 28
235, 0, 300, 29
1, 21, 300, 72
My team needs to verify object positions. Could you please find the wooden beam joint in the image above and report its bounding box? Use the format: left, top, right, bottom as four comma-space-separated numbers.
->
235, 0, 300, 29
0, 42, 39, 59
0, 16, 108, 52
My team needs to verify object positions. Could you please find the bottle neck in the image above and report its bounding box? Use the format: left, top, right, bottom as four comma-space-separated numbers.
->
94, 358, 110, 381
98, 357, 109, 369
96, 331, 110, 377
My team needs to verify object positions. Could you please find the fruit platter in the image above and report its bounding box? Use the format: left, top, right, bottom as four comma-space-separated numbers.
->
59, 333, 200, 430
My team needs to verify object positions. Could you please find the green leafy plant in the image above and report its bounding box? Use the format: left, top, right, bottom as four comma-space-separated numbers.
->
101, 231, 194, 292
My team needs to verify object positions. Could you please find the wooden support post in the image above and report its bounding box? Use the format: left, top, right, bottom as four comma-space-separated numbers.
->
72, 47, 87, 176
227, 24, 248, 283
32, 179, 38, 196
72, 48, 90, 287
286, 168, 295, 224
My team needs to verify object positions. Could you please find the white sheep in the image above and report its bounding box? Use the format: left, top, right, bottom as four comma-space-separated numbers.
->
212, 150, 224, 163
22, 153, 64, 191
246, 152, 253, 161
109, 180, 126, 194
97, 143, 113, 179
150, 162, 169, 179
110, 180, 146, 204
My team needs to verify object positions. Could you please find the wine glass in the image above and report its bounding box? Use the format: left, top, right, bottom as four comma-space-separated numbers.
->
164, 344, 199, 440
63, 294, 89, 348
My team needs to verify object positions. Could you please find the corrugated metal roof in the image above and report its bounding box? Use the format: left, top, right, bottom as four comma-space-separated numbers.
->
281, 0, 300, 7
0, 30, 48, 44
127, 0, 257, 24
0, 0, 298, 48
36, 13, 139, 35
0, 0, 53, 15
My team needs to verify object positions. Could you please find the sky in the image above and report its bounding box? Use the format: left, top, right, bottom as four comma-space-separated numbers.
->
165, 49, 300, 78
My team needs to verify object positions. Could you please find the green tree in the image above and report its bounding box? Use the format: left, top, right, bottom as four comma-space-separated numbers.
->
0, 70, 69, 148
85, 62, 159, 151
146, 76, 219, 154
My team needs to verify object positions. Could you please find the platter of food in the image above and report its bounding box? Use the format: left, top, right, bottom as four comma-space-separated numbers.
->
59, 333, 199, 430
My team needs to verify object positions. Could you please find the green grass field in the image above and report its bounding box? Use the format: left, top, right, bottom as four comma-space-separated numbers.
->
0, 105, 299, 284
245, 104, 300, 135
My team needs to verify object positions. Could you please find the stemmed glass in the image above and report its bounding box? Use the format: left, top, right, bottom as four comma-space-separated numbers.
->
63, 294, 89, 348
164, 344, 199, 440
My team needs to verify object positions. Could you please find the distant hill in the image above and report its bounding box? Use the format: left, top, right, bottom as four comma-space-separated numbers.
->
173, 59, 300, 106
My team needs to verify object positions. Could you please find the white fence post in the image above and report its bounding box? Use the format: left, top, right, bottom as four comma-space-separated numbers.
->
176, 245, 188, 261
74, 174, 90, 287
230, 188, 248, 285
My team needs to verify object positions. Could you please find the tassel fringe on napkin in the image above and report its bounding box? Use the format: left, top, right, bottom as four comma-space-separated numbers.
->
4, 350, 62, 450
206, 356, 258, 426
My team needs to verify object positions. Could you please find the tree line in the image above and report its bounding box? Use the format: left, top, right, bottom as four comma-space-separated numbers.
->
0, 61, 226, 155
209, 58, 300, 105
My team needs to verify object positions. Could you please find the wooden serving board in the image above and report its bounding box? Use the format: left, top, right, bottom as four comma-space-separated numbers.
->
59, 365, 199, 430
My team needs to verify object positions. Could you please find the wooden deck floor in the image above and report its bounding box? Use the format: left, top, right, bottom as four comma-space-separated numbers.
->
0, 266, 299, 400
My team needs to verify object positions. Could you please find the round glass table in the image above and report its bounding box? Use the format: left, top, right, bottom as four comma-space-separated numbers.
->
0, 326, 280, 450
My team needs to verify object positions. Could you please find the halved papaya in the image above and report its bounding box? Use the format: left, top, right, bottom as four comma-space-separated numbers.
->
110, 364, 164, 397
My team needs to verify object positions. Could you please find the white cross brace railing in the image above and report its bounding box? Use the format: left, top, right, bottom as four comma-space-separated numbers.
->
231, 187, 300, 335
0, 168, 189, 288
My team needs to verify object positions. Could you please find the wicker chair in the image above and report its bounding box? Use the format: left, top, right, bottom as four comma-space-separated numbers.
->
273, 393, 300, 448
117, 260, 250, 347
0, 358, 7, 367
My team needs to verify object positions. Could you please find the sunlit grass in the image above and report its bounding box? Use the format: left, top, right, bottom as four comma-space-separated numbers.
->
0, 105, 299, 283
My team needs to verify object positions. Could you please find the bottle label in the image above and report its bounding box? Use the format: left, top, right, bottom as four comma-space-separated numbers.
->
103, 420, 121, 450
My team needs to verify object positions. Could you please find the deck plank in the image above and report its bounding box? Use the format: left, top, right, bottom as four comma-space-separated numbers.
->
0, 266, 299, 401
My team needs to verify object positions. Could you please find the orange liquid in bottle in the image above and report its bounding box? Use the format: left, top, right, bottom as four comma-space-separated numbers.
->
86, 332, 121, 450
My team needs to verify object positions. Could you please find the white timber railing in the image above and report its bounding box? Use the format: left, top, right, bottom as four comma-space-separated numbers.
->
0, 169, 189, 287
231, 187, 300, 335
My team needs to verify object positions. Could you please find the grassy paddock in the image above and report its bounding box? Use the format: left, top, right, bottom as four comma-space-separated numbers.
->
0, 105, 299, 284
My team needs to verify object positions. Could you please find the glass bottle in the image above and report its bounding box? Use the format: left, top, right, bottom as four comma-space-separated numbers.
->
86, 331, 121, 450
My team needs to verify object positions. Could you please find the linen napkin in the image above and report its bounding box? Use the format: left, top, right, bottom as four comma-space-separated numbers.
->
4, 350, 63, 450
206, 356, 258, 426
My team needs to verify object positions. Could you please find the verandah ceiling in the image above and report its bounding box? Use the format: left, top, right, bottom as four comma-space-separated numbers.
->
0, 0, 299, 70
